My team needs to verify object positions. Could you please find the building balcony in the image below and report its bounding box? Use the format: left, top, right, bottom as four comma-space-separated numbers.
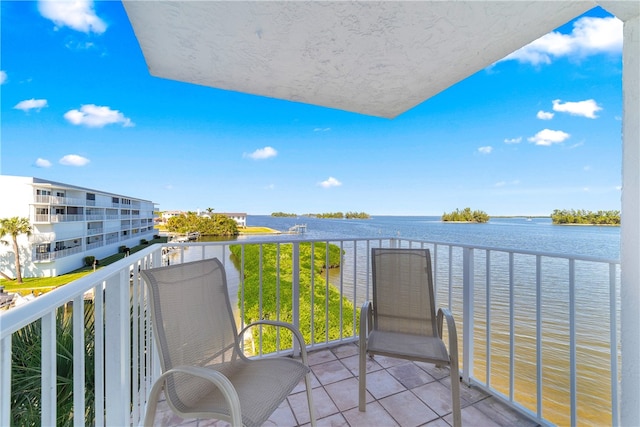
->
0, 238, 620, 426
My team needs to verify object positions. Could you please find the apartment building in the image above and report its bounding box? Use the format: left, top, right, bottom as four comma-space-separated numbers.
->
0, 176, 157, 278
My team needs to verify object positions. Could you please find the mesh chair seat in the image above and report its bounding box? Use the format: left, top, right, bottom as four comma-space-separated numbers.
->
367, 330, 450, 364
177, 357, 309, 426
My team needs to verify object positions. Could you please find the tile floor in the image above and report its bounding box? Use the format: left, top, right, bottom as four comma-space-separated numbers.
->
150, 343, 539, 426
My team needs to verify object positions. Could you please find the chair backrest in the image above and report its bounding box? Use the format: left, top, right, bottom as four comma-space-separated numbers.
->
141, 258, 239, 410
371, 248, 438, 337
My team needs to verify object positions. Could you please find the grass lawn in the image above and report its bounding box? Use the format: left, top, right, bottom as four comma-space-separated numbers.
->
240, 226, 280, 234
1, 236, 167, 296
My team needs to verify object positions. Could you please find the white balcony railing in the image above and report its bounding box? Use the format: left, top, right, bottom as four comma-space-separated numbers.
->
0, 238, 620, 426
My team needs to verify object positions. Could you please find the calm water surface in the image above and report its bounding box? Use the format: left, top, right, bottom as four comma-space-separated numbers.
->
243, 215, 620, 259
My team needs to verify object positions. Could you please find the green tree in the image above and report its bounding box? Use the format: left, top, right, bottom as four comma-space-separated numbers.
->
0, 217, 32, 283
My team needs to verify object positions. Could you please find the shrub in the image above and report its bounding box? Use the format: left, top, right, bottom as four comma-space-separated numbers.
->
83, 256, 96, 267
140, 239, 148, 245
118, 245, 129, 254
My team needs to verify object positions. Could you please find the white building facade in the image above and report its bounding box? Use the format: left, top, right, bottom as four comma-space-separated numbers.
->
0, 175, 157, 277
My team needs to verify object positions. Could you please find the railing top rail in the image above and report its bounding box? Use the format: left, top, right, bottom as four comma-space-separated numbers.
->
0, 244, 158, 338
162, 237, 620, 265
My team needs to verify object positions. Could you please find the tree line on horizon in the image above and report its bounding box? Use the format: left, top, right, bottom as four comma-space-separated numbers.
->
550, 209, 620, 225
271, 211, 371, 219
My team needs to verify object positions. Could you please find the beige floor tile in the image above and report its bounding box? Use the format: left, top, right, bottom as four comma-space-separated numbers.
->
340, 353, 384, 376
316, 412, 350, 427
362, 369, 407, 400
324, 377, 374, 412
388, 361, 437, 389
264, 399, 298, 426
289, 385, 339, 424
444, 404, 502, 427
342, 401, 401, 427
412, 380, 461, 417
379, 390, 440, 427
308, 349, 337, 365
332, 343, 359, 359
439, 376, 490, 405
292, 371, 321, 394
471, 397, 539, 427
312, 359, 354, 385
414, 361, 452, 380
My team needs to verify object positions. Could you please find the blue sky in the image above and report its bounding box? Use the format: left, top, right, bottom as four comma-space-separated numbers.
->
1, 1, 623, 216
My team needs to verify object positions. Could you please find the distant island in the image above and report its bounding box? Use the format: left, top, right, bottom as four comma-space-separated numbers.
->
442, 207, 489, 223
271, 212, 297, 217
551, 209, 620, 225
271, 211, 371, 219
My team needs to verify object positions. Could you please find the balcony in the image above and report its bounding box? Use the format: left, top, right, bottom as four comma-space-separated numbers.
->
0, 238, 620, 426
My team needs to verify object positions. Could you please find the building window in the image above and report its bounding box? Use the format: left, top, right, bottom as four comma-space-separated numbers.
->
36, 244, 50, 253
36, 189, 51, 196
86, 193, 95, 201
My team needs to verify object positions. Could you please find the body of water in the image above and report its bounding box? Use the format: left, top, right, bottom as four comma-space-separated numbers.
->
243, 215, 620, 260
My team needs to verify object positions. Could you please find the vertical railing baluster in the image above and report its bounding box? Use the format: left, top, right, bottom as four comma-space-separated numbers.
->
276, 244, 281, 349
258, 244, 264, 355
486, 250, 491, 388
448, 245, 454, 311
536, 255, 542, 419
462, 247, 474, 383
73, 295, 85, 427
569, 258, 577, 426
310, 242, 315, 346
0, 335, 11, 426
610, 262, 620, 426
41, 310, 56, 426
292, 242, 301, 355
94, 282, 105, 427
509, 252, 515, 402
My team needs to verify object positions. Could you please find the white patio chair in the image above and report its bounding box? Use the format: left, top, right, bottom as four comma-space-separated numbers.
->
141, 258, 316, 426
359, 248, 461, 427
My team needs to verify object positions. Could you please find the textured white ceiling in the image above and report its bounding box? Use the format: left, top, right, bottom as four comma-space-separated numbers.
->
123, 1, 599, 118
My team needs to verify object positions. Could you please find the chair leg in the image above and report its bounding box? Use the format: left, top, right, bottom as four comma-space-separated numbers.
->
450, 364, 462, 427
358, 340, 367, 411
304, 372, 317, 427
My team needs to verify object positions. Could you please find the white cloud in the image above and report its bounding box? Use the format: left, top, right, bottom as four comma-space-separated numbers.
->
265, 184, 275, 190
313, 127, 331, 132
59, 154, 90, 166
14, 98, 48, 112
584, 165, 591, 171
504, 137, 522, 144
64, 104, 134, 127
34, 158, 52, 168
528, 129, 570, 146
244, 146, 278, 160
495, 180, 520, 187
537, 110, 554, 120
38, 0, 106, 34
478, 146, 493, 154
0, 71, 6, 85
319, 177, 342, 188
501, 16, 622, 65
552, 99, 602, 119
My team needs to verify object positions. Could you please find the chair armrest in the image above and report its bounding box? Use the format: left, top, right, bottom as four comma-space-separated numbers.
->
360, 301, 372, 340
144, 365, 241, 427
238, 320, 310, 365
437, 308, 459, 368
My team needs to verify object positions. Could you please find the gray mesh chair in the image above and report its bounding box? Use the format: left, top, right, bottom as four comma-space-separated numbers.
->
141, 258, 316, 427
359, 248, 461, 427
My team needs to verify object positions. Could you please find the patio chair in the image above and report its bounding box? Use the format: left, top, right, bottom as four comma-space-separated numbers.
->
359, 248, 461, 427
141, 258, 316, 427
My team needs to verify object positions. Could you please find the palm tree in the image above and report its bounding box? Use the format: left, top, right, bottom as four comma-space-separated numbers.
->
0, 217, 32, 283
